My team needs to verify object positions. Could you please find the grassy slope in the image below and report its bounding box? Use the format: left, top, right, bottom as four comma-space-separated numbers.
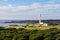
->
4, 23, 60, 30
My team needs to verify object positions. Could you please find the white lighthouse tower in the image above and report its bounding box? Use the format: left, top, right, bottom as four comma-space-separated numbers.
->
39, 14, 48, 26
39, 14, 43, 24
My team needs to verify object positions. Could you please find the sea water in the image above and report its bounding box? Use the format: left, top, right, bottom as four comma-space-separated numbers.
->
0, 23, 27, 26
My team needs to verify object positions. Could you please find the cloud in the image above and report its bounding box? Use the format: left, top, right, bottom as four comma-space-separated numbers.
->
0, 3, 60, 20
8, 4, 12, 7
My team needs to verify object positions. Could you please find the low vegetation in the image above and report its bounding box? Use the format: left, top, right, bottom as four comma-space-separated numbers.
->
0, 23, 60, 40
4, 23, 60, 30
0, 28, 60, 40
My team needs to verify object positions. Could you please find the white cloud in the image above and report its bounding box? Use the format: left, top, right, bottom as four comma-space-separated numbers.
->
0, 3, 60, 20
8, 4, 12, 7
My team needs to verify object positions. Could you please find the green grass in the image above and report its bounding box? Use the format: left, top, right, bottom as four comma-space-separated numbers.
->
4, 23, 60, 30
25, 25, 60, 30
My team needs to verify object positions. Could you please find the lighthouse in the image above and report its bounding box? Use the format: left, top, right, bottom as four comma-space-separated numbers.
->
39, 14, 48, 26
39, 14, 43, 24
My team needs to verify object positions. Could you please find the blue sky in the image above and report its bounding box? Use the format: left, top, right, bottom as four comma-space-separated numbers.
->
0, 0, 60, 20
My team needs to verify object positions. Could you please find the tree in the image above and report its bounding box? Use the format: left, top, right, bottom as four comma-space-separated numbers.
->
56, 36, 60, 40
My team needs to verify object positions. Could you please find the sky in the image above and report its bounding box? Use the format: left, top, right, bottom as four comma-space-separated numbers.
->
0, 0, 60, 20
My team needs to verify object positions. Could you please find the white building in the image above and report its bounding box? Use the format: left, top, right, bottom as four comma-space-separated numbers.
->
40, 22, 48, 26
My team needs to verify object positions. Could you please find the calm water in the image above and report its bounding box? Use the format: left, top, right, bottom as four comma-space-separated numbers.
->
0, 20, 35, 26
0, 23, 27, 26
0, 20, 37, 26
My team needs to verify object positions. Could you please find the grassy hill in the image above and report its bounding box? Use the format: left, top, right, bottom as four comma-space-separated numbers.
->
3, 23, 60, 30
